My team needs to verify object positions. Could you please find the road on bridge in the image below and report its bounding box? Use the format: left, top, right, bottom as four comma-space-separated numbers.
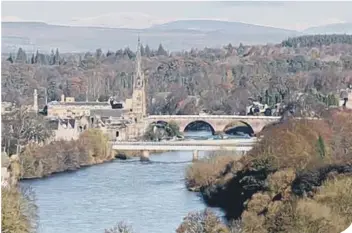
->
111, 138, 258, 152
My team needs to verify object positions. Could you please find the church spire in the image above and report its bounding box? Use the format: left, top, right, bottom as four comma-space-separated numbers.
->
131, 35, 147, 118
136, 35, 142, 79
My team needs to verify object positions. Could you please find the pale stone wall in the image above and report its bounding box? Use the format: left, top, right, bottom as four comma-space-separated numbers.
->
52, 121, 80, 141
125, 98, 133, 110
103, 127, 129, 141
53, 128, 79, 141
47, 104, 111, 118
146, 117, 279, 134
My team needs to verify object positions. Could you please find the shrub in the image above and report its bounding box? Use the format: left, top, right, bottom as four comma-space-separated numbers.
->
292, 199, 346, 233
185, 152, 243, 190
267, 168, 296, 198
244, 119, 333, 172
143, 120, 182, 141
20, 129, 113, 178
314, 175, 352, 225
176, 209, 229, 233
104, 222, 135, 233
1, 186, 37, 233
324, 109, 352, 163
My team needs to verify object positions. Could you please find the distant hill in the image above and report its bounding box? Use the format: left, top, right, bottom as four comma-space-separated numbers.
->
1, 20, 300, 54
151, 20, 297, 35
304, 23, 352, 35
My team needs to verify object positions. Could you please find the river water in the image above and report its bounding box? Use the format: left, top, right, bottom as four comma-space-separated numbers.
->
21, 131, 226, 233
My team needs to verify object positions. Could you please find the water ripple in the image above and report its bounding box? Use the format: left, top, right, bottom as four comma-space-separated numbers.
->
21, 151, 213, 233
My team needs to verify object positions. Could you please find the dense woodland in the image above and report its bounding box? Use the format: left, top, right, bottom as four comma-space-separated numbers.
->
184, 108, 352, 233
2, 34, 352, 117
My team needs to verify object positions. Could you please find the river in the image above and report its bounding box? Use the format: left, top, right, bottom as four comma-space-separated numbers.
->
21, 131, 226, 233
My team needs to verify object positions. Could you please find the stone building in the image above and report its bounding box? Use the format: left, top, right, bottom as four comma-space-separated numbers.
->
46, 37, 148, 142
47, 96, 113, 118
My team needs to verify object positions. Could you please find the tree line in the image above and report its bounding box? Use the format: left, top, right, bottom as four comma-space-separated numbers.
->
282, 34, 352, 48
2, 34, 352, 117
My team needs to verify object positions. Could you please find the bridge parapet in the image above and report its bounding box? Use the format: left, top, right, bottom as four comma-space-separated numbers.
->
145, 115, 320, 134
111, 138, 258, 145
147, 115, 282, 120
111, 138, 258, 160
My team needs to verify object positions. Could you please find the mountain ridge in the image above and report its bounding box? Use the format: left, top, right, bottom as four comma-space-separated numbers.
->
2, 20, 351, 54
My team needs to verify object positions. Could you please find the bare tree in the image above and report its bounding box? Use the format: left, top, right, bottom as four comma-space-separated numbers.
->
1, 107, 53, 155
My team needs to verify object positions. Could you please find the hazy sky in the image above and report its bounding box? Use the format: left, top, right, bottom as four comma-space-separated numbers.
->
2, 1, 352, 30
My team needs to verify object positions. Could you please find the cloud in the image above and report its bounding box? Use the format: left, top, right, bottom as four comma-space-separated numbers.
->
65, 12, 171, 29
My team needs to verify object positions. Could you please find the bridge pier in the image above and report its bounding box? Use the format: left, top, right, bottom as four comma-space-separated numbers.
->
141, 150, 150, 161
192, 150, 199, 161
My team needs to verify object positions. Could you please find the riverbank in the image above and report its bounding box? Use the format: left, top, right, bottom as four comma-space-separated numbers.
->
184, 109, 352, 233
19, 129, 115, 179
115, 149, 170, 159
2, 152, 21, 187
2, 152, 36, 233
185, 151, 243, 192
18, 129, 172, 180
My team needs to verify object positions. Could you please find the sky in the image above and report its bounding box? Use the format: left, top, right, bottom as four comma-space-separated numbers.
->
2, 1, 352, 31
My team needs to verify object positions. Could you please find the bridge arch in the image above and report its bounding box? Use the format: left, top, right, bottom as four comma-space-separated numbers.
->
223, 121, 254, 136
151, 120, 169, 127
184, 120, 216, 135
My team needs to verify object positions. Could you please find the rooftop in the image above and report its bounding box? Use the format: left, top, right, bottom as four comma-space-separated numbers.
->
90, 109, 126, 118
48, 101, 111, 106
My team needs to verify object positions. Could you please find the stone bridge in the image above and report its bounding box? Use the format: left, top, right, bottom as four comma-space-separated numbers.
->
146, 115, 282, 134
111, 139, 257, 160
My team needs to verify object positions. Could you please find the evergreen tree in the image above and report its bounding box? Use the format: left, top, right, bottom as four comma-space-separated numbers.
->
316, 135, 326, 159
145, 44, 151, 57
34, 50, 39, 64
225, 43, 234, 55
157, 43, 168, 56
140, 44, 145, 57
326, 93, 339, 106
31, 54, 35, 64
15, 48, 27, 63
106, 50, 114, 57
54, 48, 60, 65
6, 54, 13, 63
115, 49, 123, 57
95, 48, 103, 59
123, 47, 135, 59
237, 43, 245, 56
49, 49, 55, 65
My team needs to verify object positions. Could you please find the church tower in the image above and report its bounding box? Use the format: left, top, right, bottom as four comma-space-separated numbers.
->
33, 89, 38, 112
131, 36, 147, 121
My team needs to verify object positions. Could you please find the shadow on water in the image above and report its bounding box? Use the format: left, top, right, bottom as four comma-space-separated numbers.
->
117, 159, 192, 165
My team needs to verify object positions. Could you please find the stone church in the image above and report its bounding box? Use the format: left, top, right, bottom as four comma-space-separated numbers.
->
43, 37, 148, 142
